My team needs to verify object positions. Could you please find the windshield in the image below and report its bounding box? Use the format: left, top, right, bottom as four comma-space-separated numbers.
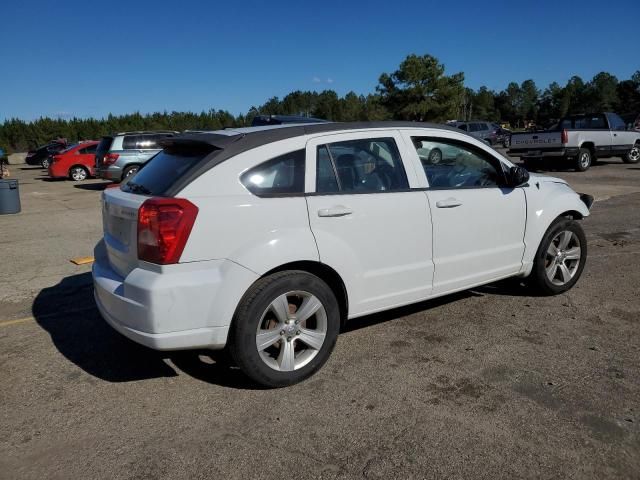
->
120, 144, 216, 196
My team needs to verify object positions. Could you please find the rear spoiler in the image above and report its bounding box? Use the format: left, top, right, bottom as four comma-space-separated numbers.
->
158, 133, 243, 151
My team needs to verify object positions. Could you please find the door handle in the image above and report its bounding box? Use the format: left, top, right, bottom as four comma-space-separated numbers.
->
318, 206, 353, 217
435, 198, 462, 208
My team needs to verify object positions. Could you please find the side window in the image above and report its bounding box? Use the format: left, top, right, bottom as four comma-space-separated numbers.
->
458, 124, 468, 131
469, 123, 481, 132
136, 135, 161, 149
607, 113, 626, 131
586, 115, 607, 129
316, 137, 409, 194
411, 138, 503, 189
80, 144, 97, 154
122, 135, 139, 149
241, 149, 305, 196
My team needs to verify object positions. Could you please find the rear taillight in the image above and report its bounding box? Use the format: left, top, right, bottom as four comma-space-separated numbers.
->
137, 198, 198, 265
561, 129, 568, 144
103, 153, 120, 165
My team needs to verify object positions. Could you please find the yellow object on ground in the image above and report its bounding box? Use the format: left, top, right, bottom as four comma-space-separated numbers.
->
70, 256, 94, 265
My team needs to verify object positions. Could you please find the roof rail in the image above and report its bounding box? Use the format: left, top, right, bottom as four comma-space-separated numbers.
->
114, 130, 179, 135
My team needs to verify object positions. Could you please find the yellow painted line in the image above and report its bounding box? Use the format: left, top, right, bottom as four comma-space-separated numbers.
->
70, 256, 94, 265
0, 317, 34, 327
0, 306, 96, 328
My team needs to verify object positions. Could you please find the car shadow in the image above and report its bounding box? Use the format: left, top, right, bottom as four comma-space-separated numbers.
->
33, 272, 178, 383
32, 272, 258, 388
33, 273, 540, 388
627, 167, 640, 171
20, 166, 45, 170
73, 182, 113, 191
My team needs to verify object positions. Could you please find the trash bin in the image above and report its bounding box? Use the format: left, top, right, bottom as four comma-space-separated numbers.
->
0, 179, 21, 214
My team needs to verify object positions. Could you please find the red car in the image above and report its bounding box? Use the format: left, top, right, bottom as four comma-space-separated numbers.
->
48, 141, 99, 181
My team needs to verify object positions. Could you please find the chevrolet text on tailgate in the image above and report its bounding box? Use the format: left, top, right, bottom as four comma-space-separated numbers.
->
93, 122, 594, 387
508, 112, 640, 171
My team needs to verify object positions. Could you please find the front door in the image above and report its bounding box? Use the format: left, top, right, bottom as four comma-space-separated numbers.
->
305, 131, 434, 317
409, 135, 526, 294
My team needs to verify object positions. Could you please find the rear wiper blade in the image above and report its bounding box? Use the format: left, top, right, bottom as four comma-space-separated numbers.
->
125, 182, 152, 195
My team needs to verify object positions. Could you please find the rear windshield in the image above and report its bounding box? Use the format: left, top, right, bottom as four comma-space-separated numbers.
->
120, 145, 215, 196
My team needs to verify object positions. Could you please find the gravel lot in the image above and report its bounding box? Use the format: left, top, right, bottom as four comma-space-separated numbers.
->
1, 155, 639, 479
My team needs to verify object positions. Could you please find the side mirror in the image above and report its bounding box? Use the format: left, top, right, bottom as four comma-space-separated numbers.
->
507, 165, 530, 187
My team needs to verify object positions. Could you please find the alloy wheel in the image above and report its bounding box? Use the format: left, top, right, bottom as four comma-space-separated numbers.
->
255, 291, 327, 372
545, 230, 582, 286
579, 152, 591, 169
70, 167, 87, 181
630, 147, 640, 162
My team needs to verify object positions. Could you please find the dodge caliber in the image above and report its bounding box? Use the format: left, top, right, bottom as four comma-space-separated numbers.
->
93, 122, 593, 387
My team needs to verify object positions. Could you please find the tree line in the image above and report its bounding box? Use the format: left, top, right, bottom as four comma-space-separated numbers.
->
2, 53, 639, 153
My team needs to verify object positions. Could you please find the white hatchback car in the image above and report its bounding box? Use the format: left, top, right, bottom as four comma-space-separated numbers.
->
93, 122, 593, 387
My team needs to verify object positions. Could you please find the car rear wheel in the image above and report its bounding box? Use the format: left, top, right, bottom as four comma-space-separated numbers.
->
41, 158, 50, 169
503, 136, 511, 148
428, 148, 442, 164
623, 145, 640, 164
229, 271, 340, 388
69, 166, 88, 181
529, 217, 587, 295
122, 165, 139, 180
575, 148, 592, 172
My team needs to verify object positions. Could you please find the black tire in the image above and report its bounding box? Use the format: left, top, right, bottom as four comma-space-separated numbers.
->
575, 148, 592, 172
428, 148, 442, 164
41, 157, 50, 169
529, 217, 587, 295
503, 136, 511, 148
229, 271, 340, 388
622, 144, 640, 164
122, 165, 139, 180
69, 166, 88, 181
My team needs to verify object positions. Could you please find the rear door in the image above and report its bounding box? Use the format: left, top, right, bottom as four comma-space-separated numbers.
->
78, 143, 98, 173
305, 130, 434, 317
405, 133, 526, 294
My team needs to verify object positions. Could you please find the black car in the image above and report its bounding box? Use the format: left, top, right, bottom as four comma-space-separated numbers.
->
25, 141, 68, 168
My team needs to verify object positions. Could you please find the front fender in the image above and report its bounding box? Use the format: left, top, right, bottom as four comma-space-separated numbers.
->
521, 181, 591, 275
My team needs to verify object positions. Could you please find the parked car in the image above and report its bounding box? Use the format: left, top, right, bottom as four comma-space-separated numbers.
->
453, 121, 498, 145
251, 115, 328, 126
93, 122, 592, 387
94, 131, 178, 182
508, 112, 640, 171
25, 140, 68, 168
48, 141, 99, 181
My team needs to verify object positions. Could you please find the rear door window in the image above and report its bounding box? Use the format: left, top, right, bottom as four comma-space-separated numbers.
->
79, 144, 97, 154
315, 137, 409, 193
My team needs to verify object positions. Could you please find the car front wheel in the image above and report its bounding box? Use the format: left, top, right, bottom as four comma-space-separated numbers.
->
229, 271, 340, 388
623, 145, 640, 164
529, 217, 587, 295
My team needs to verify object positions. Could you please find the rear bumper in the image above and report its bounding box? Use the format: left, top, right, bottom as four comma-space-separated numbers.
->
95, 165, 122, 181
507, 147, 579, 158
92, 240, 258, 351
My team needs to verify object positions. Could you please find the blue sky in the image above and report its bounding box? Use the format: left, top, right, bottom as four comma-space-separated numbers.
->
0, 0, 638, 121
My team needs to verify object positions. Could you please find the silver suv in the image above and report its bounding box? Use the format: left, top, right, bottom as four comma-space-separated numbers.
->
453, 121, 498, 146
95, 131, 178, 181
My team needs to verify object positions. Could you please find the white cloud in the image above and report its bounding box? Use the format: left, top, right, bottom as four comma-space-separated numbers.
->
312, 76, 321, 83
326, 78, 334, 84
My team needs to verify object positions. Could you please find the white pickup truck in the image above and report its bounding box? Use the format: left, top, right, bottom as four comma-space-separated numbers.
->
508, 112, 640, 171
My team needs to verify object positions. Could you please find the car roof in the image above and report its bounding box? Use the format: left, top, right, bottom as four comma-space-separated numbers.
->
160, 121, 464, 196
